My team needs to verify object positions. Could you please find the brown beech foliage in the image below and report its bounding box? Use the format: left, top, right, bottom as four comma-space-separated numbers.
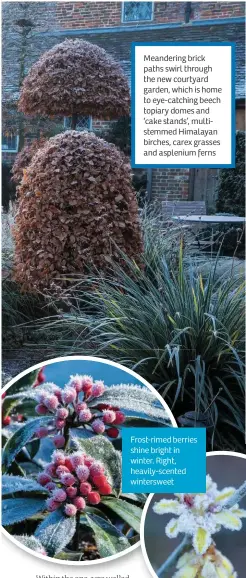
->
18, 39, 130, 119
13, 131, 143, 292
11, 137, 47, 184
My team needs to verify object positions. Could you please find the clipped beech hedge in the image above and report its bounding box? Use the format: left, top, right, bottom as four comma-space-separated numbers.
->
13, 131, 143, 292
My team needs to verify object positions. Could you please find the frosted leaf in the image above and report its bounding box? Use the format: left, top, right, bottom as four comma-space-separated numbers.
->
2, 416, 52, 470
13, 535, 46, 555
2, 497, 46, 526
89, 384, 171, 424
84, 513, 130, 557
101, 497, 142, 533
2, 475, 49, 495
71, 434, 121, 495
35, 509, 76, 556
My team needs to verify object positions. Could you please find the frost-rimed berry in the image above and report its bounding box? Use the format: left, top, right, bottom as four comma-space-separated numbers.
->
62, 387, 77, 404
44, 395, 59, 411
64, 503, 77, 517
36, 427, 49, 439
79, 409, 92, 422
66, 486, 78, 498
76, 465, 90, 482
35, 404, 48, 415
52, 450, 65, 466
54, 434, 66, 448
46, 497, 60, 512
91, 380, 105, 397
80, 482, 92, 496
56, 407, 69, 420
52, 489, 67, 503
38, 473, 52, 486
102, 410, 116, 424
89, 462, 105, 477
113, 411, 125, 425
60, 473, 76, 486
73, 496, 86, 511
91, 418, 105, 434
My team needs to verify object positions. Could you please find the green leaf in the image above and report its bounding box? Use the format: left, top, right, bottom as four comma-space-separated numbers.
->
2, 475, 48, 496
12, 535, 46, 554
89, 384, 170, 425
2, 497, 46, 526
2, 417, 52, 470
26, 438, 40, 459
71, 434, 121, 496
101, 497, 142, 533
35, 509, 76, 556
84, 513, 130, 557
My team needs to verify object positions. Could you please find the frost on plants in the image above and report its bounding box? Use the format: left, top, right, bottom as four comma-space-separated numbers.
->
1, 372, 170, 560
13, 130, 143, 292
153, 475, 246, 577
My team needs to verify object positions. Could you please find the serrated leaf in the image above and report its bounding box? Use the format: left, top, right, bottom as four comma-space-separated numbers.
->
71, 434, 121, 496
2, 497, 46, 525
101, 497, 142, 533
12, 535, 46, 554
89, 385, 170, 424
2, 416, 52, 470
2, 475, 48, 496
84, 513, 130, 557
35, 509, 76, 556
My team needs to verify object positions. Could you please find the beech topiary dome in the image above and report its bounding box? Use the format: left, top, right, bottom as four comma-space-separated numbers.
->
11, 138, 47, 184
18, 39, 130, 119
13, 131, 143, 292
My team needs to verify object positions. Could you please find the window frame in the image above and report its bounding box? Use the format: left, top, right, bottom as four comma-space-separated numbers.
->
121, 2, 154, 23
63, 116, 92, 131
1, 134, 19, 153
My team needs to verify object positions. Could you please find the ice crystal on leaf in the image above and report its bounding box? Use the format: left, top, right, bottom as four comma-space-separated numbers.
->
153, 475, 246, 555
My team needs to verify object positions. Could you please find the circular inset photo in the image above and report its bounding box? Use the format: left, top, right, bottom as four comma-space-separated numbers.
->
1, 355, 176, 564
142, 452, 246, 578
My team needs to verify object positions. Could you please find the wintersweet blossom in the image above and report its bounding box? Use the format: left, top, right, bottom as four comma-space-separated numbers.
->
173, 546, 237, 578
153, 475, 246, 555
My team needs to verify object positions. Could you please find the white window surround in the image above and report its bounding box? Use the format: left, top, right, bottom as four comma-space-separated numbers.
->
2, 134, 19, 153
121, 2, 154, 23
64, 116, 92, 131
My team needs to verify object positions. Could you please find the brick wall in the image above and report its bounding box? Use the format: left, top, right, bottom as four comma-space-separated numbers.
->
151, 168, 190, 201
55, 2, 245, 29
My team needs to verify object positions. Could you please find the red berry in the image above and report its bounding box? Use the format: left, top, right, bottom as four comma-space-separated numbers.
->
113, 411, 125, 425
73, 496, 86, 511
97, 403, 111, 411
1, 392, 6, 399
2, 416, 11, 426
79, 482, 92, 496
98, 482, 112, 496
87, 491, 101, 505
66, 486, 78, 499
107, 427, 119, 438
65, 457, 74, 472
92, 475, 107, 488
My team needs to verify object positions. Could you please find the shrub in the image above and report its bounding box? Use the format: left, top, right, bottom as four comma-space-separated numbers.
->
11, 137, 47, 185
32, 241, 245, 450
18, 39, 130, 119
216, 131, 245, 216
13, 130, 143, 292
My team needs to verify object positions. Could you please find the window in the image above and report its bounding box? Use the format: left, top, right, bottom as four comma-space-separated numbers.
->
122, 2, 153, 22
2, 132, 19, 152
64, 116, 92, 131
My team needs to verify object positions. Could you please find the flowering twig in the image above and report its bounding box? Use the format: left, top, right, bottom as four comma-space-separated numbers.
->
157, 535, 190, 577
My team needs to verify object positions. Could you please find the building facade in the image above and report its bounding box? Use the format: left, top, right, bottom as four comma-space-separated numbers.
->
2, 1, 245, 206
